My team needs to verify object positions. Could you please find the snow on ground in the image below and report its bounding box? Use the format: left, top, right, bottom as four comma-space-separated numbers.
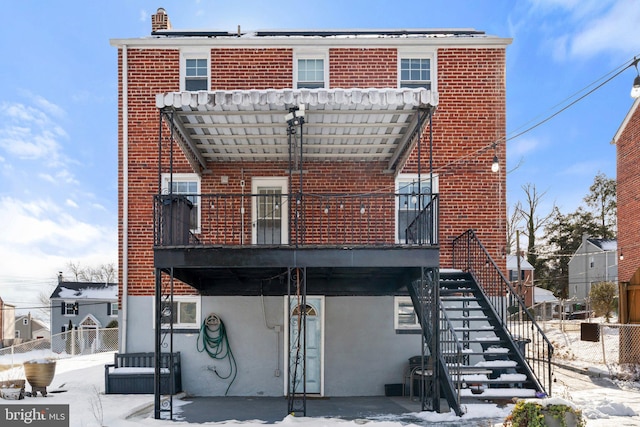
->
1, 320, 640, 426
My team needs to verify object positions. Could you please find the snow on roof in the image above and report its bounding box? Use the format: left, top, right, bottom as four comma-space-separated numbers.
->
588, 238, 617, 252
50, 282, 117, 300
534, 286, 558, 303
506, 255, 534, 271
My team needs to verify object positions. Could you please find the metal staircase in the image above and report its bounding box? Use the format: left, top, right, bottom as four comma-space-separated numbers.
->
408, 230, 553, 415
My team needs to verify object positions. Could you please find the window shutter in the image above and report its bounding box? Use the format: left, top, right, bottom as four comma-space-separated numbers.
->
61, 302, 65, 315
61, 326, 66, 333
107, 303, 111, 316
74, 302, 79, 315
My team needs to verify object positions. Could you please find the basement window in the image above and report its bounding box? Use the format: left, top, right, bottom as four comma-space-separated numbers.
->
156, 297, 201, 330
394, 297, 420, 330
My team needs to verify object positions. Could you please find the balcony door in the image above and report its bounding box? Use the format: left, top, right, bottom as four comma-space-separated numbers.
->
252, 177, 288, 245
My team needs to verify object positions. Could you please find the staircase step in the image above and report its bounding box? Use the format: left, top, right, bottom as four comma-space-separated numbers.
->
460, 388, 537, 399
442, 306, 490, 311
440, 296, 481, 302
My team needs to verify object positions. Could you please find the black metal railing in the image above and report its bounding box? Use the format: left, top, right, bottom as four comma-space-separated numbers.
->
452, 229, 554, 397
154, 192, 439, 247
408, 272, 463, 416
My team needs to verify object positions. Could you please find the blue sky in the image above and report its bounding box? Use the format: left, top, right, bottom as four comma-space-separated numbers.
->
0, 0, 638, 314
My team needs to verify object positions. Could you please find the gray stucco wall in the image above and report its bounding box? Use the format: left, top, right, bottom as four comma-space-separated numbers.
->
124, 295, 421, 397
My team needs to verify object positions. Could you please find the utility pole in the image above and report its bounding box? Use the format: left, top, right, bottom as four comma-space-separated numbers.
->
516, 230, 523, 323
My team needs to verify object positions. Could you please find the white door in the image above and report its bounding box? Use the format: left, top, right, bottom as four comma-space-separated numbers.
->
252, 177, 288, 244
287, 296, 323, 395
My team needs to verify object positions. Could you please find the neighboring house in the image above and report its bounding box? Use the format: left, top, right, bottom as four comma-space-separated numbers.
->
530, 286, 560, 320
506, 255, 534, 306
14, 313, 50, 341
0, 297, 16, 348
49, 276, 118, 353
613, 97, 640, 323
110, 9, 555, 414
568, 235, 618, 302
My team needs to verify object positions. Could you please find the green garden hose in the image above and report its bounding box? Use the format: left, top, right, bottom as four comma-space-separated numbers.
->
197, 313, 237, 395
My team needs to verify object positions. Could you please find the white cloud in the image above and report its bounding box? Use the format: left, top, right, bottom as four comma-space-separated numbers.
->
66, 199, 79, 208
0, 196, 116, 283
0, 101, 67, 163
569, 0, 640, 59
559, 160, 603, 176
139, 9, 148, 22
528, 0, 640, 61
508, 136, 544, 160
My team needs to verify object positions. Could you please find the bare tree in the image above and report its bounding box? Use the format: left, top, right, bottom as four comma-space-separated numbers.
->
584, 172, 616, 239
506, 202, 523, 255
517, 183, 554, 270
65, 261, 116, 283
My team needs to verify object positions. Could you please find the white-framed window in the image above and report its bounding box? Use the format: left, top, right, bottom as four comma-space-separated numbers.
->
398, 51, 435, 90
155, 296, 201, 329
394, 297, 420, 330
161, 173, 201, 233
108, 302, 118, 317
22, 318, 28, 326
395, 174, 438, 244
294, 52, 328, 89
15, 330, 20, 338
62, 301, 78, 316
181, 50, 210, 91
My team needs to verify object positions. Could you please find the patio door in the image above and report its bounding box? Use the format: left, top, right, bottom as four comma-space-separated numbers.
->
287, 296, 324, 395
252, 177, 288, 244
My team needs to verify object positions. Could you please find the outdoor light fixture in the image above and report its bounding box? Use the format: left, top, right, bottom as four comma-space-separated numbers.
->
285, 104, 306, 125
620, 253, 624, 261
491, 144, 500, 173
632, 58, 640, 99
491, 154, 500, 173
360, 204, 365, 215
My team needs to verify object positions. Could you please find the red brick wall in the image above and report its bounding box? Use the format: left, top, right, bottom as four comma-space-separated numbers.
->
329, 48, 397, 88
403, 48, 507, 270
118, 44, 508, 297
617, 103, 640, 282
119, 48, 195, 297
210, 48, 293, 89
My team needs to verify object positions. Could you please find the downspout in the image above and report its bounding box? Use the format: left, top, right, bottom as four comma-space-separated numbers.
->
121, 44, 129, 353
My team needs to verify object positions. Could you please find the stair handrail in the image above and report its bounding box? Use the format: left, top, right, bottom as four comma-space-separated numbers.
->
407, 277, 464, 416
452, 229, 554, 397
437, 298, 463, 411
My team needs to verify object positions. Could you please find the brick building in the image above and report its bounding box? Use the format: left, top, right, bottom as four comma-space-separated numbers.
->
111, 8, 552, 417
613, 97, 640, 322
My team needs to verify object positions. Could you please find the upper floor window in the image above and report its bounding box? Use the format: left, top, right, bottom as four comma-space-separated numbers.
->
296, 56, 326, 89
396, 174, 438, 244
22, 318, 29, 326
181, 51, 209, 91
399, 57, 432, 90
62, 301, 78, 316
161, 173, 201, 233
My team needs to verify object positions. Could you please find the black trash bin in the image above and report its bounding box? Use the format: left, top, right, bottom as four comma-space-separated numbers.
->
161, 195, 193, 245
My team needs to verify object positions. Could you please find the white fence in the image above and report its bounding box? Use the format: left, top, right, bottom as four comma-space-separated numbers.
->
0, 328, 118, 366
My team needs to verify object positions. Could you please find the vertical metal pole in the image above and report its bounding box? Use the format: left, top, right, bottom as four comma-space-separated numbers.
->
154, 269, 162, 419
431, 267, 441, 412
298, 117, 304, 246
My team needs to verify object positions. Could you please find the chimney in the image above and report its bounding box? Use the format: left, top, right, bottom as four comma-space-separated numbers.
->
58, 271, 63, 283
152, 7, 171, 33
